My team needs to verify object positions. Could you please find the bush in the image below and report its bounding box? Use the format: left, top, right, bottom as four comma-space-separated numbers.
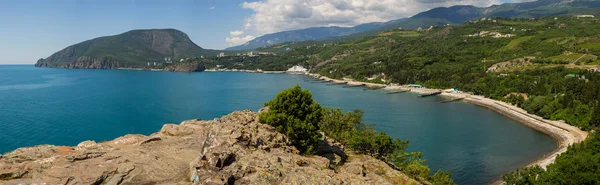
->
319, 108, 364, 144
259, 85, 323, 154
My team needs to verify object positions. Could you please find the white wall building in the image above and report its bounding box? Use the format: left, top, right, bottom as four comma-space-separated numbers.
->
286, 65, 308, 74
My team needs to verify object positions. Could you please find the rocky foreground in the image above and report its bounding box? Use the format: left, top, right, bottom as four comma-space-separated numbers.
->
0, 110, 418, 185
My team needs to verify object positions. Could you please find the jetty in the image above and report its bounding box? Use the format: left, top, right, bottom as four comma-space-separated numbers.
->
440, 97, 464, 103
386, 89, 411, 94
343, 84, 366, 88
418, 91, 442, 97
364, 86, 386, 90
326, 81, 348, 86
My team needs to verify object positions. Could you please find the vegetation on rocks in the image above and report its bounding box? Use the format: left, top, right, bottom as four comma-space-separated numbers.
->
260, 85, 455, 184
503, 132, 600, 184
259, 85, 323, 154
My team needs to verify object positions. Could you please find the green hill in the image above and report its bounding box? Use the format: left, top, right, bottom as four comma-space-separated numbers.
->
35, 29, 218, 69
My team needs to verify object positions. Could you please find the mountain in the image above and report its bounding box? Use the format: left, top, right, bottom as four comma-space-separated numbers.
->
225, 22, 387, 51
226, 0, 600, 51
35, 29, 217, 69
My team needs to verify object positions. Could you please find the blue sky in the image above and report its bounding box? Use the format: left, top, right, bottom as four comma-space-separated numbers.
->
0, 0, 250, 64
0, 0, 529, 64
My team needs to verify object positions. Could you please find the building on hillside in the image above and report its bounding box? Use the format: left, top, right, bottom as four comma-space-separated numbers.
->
576, 15, 595, 18
218, 52, 226, 57
147, 62, 151, 67
588, 66, 600, 72
565, 74, 579, 78
559, 23, 567, 28
286, 65, 308, 74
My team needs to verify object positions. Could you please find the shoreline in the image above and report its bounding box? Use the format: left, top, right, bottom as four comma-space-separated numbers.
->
304, 73, 588, 175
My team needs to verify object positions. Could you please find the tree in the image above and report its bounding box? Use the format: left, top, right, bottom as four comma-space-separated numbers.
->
319, 108, 363, 144
259, 85, 323, 154
590, 96, 600, 128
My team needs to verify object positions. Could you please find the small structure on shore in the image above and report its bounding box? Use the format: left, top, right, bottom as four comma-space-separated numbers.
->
286, 65, 308, 74
408, 84, 422, 88
444, 88, 460, 93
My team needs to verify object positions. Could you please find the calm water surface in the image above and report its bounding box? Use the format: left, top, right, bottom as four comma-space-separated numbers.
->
0, 65, 555, 184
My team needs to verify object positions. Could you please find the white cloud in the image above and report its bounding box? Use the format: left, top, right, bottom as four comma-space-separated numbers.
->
225, 34, 256, 46
209, 6, 215, 10
230, 30, 245, 37
227, 0, 532, 46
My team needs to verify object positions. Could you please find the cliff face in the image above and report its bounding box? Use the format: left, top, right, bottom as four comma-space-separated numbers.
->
163, 61, 206, 72
35, 29, 212, 69
0, 110, 418, 185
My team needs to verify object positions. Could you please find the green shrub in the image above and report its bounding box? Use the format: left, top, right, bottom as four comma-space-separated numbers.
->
259, 85, 323, 154
319, 108, 364, 144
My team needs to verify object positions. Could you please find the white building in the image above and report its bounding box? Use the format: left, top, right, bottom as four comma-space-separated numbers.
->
576, 15, 595, 18
218, 52, 226, 57
286, 65, 308, 74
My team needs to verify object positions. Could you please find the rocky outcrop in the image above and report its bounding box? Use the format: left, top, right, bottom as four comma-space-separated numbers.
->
163, 61, 206, 72
0, 110, 418, 185
36, 56, 123, 69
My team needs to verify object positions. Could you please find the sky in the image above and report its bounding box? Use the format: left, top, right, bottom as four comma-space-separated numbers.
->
0, 0, 531, 64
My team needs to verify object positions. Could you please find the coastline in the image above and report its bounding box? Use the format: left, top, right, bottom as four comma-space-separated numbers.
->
304, 72, 588, 171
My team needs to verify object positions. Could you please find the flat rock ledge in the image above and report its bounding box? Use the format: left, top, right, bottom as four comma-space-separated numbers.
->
0, 110, 418, 185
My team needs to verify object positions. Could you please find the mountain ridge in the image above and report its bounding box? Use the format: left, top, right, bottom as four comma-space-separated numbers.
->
226, 0, 600, 51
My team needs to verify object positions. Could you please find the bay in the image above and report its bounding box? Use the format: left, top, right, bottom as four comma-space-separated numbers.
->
0, 65, 555, 184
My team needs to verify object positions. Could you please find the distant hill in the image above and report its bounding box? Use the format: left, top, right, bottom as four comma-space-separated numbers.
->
226, 0, 600, 51
35, 29, 218, 69
225, 22, 387, 51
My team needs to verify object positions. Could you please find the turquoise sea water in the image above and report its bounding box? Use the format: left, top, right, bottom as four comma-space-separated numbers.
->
0, 65, 555, 184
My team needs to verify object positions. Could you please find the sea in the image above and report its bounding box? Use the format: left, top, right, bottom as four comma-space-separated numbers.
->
0, 65, 556, 184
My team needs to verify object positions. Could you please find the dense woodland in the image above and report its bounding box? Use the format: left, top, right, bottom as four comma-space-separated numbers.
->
194, 16, 600, 183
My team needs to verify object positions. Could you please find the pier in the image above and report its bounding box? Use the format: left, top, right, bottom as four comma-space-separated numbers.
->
363, 86, 386, 90
418, 91, 442, 97
386, 89, 411, 94
343, 84, 366, 88
326, 81, 348, 86
440, 97, 464, 103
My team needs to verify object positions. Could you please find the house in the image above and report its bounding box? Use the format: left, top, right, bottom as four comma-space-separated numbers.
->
408, 84, 422, 88
218, 52, 226, 57
576, 15, 595, 18
565, 74, 579, 78
588, 66, 600, 72
286, 65, 308, 74
559, 24, 567, 28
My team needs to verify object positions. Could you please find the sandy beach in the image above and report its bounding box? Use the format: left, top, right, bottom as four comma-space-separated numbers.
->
305, 73, 588, 171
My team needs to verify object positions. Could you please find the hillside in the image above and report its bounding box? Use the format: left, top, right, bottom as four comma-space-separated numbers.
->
226, 0, 600, 51
225, 22, 388, 51
35, 29, 217, 69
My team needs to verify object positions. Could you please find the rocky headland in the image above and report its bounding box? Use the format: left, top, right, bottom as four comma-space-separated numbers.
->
34, 29, 215, 71
0, 110, 418, 185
